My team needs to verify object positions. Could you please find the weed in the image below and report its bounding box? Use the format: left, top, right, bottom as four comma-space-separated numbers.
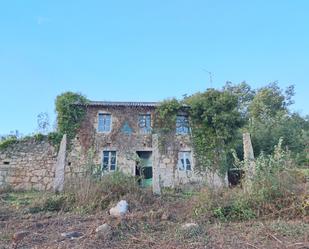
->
28, 193, 74, 213
270, 220, 309, 238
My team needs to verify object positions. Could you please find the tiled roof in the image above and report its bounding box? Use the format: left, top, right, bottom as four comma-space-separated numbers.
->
83, 101, 159, 107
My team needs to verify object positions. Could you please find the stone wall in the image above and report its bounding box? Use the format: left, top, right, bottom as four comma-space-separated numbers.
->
0, 138, 57, 191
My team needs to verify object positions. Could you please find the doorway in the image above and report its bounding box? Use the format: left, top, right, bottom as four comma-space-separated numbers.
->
136, 151, 152, 187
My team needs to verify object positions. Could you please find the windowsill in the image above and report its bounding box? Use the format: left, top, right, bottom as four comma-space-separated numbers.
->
178, 169, 192, 172
97, 130, 112, 134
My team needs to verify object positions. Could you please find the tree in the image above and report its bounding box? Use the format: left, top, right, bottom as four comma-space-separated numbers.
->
185, 89, 244, 175
248, 82, 294, 122
223, 81, 255, 118
37, 112, 50, 134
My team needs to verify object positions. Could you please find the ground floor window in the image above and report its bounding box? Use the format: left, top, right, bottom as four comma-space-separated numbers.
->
102, 151, 117, 171
178, 151, 192, 171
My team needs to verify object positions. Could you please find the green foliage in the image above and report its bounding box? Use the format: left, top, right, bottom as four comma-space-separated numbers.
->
213, 200, 256, 222
248, 82, 294, 122
194, 139, 307, 222
245, 139, 307, 216
250, 113, 309, 164
29, 193, 74, 213
270, 220, 309, 238
65, 171, 140, 212
2, 191, 41, 209
55, 92, 88, 140
224, 82, 308, 166
223, 81, 255, 117
185, 89, 244, 175
33, 133, 45, 142
47, 131, 63, 148
154, 98, 182, 152
154, 98, 182, 133
0, 136, 17, 150
193, 187, 256, 222
0, 133, 49, 150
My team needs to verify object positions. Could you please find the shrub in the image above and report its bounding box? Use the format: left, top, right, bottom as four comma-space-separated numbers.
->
29, 193, 74, 213
0, 136, 17, 150
65, 171, 141, 212
193, 139, 307, 222
47, 131, 63, 149
33, 133, 45, 142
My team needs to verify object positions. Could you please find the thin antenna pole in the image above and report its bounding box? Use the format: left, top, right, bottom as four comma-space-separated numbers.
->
202, 69, 213, 88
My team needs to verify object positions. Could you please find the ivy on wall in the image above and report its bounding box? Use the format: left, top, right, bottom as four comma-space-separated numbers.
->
153, 98, 182, 154
154, 90, 244, 176
185, 89, 244, 176
55, 92, 89, 141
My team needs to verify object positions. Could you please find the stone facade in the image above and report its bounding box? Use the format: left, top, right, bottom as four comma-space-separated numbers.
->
66, 102, 202, 188
0, 138, 56, 191
0, 101, 226, 192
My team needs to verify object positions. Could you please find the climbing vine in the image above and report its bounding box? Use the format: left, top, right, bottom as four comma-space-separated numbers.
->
55, 92, 89, 141
185, 89, 244, 176
154, 90, 243, 177
153, 99, 182, 154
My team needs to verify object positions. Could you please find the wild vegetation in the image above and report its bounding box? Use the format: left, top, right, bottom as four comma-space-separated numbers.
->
155, 82, 308, 176
0, 82, 308, 248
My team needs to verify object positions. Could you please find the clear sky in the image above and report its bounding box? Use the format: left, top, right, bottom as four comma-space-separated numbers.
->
0, 0, 308, 135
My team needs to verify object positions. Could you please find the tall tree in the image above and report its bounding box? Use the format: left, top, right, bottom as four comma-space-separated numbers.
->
185, 89, 244, 175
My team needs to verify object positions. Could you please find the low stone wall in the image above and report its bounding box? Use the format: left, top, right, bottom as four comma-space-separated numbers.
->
0, 138, 57, 191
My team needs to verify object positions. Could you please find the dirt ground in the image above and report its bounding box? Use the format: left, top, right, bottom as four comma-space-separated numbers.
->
1, 191, 308, 249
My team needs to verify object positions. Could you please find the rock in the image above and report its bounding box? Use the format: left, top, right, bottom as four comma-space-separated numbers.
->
13, 231, 30, 242
161, 212, 170, 221
61, 231, 83, 239
109, 200, 128, 217
95, 223, 112, 240
181, 222, 199, 230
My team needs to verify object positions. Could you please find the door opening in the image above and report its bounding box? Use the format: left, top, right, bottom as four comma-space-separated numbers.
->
136, 151, 152, 187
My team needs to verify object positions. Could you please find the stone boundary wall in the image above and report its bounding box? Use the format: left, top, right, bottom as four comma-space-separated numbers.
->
0, 138, 57, 191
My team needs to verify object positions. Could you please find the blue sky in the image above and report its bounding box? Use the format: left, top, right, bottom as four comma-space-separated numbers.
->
0, 0, 308, 135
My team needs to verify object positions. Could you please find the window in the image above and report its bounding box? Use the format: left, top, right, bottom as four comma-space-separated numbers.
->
176, 115, 189, 134
102, 151, 117, 171
178, 151, 192, 171
138, 114, 151, 134
98, 113, 111, 132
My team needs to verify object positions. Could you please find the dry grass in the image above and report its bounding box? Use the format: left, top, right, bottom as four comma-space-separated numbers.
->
0, 169, 308, 249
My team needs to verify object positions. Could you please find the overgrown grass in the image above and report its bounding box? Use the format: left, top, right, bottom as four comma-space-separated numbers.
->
64, 171, 143, 212
25, 171, 151, 213
193, 140, 308, 222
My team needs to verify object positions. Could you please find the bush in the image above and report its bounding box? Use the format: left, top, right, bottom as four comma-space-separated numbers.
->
29, 193, 74, 213
33, 133, 45, 142
65, 171, 141, 212
47, 131, 63, 149
193, 139, 308, 222
0, 136, 17, 150
193, 187, 256, 222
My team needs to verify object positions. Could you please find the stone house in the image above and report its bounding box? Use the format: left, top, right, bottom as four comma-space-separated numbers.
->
66, 101, 202, 190
0, 100, 225, 192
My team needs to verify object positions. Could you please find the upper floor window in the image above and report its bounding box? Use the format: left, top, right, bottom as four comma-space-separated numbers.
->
176, 115, 189, 134
138, 114, 151, 134
98, 113, 111, 132
102, 151, 117, 171
178, 151, 192, 171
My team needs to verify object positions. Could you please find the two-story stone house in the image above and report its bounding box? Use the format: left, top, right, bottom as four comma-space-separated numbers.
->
66, 101, 202, 189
